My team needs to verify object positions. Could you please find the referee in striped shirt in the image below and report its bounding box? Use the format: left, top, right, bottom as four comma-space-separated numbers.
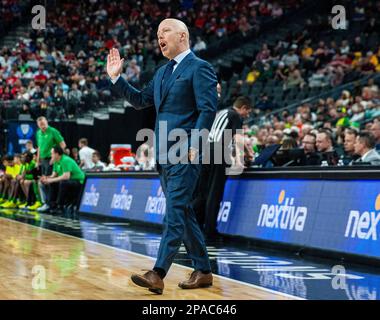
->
194, 96, 252, 237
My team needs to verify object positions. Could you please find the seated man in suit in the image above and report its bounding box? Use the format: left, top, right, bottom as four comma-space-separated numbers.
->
341, 128, 360, 165
107, 18, 217, 294
316, 129, 339, 165
370, 121, 380, 153
353, 132, 380, 165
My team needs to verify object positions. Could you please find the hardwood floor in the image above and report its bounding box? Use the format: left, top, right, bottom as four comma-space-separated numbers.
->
0, 216, 294, 300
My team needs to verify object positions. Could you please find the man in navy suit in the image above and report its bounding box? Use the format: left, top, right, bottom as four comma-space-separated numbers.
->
107, 18, 217, 294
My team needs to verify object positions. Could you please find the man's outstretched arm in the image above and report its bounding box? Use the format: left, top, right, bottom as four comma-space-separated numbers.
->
107, 48, 154, 110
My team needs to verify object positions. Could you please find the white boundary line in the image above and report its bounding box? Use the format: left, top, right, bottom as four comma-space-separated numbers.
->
1, 216, 304, 300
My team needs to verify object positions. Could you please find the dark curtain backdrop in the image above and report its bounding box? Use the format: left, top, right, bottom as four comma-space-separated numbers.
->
7, 107, 156, 162
53, 107, 156, 161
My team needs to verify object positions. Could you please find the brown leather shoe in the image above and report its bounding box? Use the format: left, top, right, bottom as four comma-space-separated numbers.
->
131, 270, 164, 294
178, 271, 213, 289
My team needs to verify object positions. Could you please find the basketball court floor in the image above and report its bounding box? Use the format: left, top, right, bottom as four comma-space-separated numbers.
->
0, 210, 379, 300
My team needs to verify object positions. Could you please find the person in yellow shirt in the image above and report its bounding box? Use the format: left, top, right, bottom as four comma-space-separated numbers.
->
0, 155, 16, 203
246, 66, 261, 85
301, 44, 313, 58
0, 154, 22, 208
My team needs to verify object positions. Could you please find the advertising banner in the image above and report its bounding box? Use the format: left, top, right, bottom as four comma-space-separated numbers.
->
79, 175, 380, 260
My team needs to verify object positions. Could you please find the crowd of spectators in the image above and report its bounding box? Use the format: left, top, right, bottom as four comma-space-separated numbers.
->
226, 2, 380, 111
0, 0, 295, 120
242, 78, 380, 167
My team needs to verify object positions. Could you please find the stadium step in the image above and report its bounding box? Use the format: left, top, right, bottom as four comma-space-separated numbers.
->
0, 24, 31, 47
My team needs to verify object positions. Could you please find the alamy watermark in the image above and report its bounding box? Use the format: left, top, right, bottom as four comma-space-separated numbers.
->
331, 5, 348, 30
31, 5, 46, 30
136, 122, 246, 175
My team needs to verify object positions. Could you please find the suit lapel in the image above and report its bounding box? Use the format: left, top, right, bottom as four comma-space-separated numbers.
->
159, 52, 195, 107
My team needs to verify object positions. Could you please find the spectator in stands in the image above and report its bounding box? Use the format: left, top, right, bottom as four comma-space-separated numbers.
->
281, 45, 299, 67
49, 88, 67, 121
135, 144, 155, 171
280, 137, 297, 150
245, 65, 261, 85
342, 129, 359, 164
370, 121, 380, 152
78, 138, 95, 170
64, 147, 71, 156
255, 93, 277, 111
193, 37, 207, 53
274, 61, 288, 81
271, 2, 284, 18
256, 43, 271, 62
353, 132, 380, 165
316, 130, 339, 165
25, 140, 36, 154
91, 150, 107, 172
125, 59, 141, 87
67, 83, 82, 118
302, 132, 321, 165
71, 147, 81, 165
39, 146, 85, 213
284, 64, 305, 90
266, 135, 280, 146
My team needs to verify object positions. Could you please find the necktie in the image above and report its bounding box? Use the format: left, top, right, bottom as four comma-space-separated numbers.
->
161, 59, 177, 94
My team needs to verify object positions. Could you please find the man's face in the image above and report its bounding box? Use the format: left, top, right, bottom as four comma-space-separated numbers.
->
302, 135, 316, 153
257, 129, 268, 142
157, 20, 186, 59
51, 149, 59, 162
238, 106, 252, 119
92, 154, 99, 163
316, 133, 331, 152
370, 123, 380, 141
354, 136, 365, 155
344, 133, 356, 154
37, 118, 48, 131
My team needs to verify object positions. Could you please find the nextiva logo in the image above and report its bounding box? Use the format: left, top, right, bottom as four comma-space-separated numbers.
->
257, 190, 308, 231
345, 194, 380, 241
111, 185, 133, 211
145, 186, 166, 215
82, 184, 100, 207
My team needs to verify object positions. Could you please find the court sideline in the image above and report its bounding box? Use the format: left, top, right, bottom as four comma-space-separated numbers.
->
0, 215, 298, 300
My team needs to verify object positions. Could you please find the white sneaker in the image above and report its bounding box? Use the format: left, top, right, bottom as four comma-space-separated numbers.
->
37, 204, 50, 212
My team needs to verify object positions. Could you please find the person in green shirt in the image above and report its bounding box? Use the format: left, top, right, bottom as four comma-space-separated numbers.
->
35, 116, 66, 175
35, 116, 66, 210
39, 146, 85, 213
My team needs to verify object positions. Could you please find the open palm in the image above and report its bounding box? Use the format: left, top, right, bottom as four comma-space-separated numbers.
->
107, 48, 124, 79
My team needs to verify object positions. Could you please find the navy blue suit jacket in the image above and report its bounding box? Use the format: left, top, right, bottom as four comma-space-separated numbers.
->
111, 51, 218, 163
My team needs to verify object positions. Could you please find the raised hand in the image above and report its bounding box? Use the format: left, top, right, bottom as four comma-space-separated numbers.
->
107, 48, 124, 80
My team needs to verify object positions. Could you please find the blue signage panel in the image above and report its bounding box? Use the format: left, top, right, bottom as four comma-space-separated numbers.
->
218, 178, 380, 260
217, 179, 321, 246
79, 177, 165, 224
